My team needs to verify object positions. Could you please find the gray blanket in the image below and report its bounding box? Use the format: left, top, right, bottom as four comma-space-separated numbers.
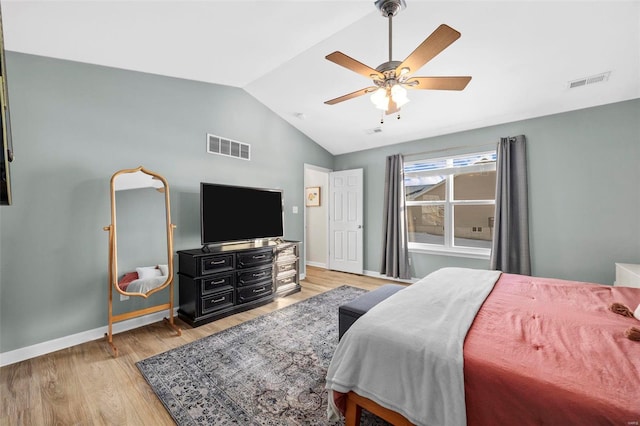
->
326, 267, 501, 426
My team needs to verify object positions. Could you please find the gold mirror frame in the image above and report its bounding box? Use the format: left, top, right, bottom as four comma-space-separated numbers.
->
104, 166, 180, 357
110, 167, 172, 298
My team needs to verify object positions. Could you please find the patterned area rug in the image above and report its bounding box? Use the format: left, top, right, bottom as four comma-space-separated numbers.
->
137, 285, 390, 425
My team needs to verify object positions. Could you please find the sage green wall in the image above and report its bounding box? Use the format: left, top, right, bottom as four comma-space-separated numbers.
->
335, 99, 640, 284
0, 52, 333, 353
2, 51, 638, 356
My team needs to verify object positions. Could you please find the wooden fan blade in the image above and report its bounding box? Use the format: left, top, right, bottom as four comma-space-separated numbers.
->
395, 24, 461, 77
325, 86, 378, 105
386, 101, 400, 115
405, 76, 472, 91
326, 51, 384, 80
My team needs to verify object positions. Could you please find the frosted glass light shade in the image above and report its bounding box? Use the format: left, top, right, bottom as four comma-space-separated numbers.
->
370, 88, 389, 110
371, 85, 410, 111
391, 84, 410, 108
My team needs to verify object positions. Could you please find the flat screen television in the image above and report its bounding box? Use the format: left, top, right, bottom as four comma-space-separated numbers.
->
201, 182, 284, 246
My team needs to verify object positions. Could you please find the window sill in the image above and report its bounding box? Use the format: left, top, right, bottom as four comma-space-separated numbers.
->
408, 243, 491, 260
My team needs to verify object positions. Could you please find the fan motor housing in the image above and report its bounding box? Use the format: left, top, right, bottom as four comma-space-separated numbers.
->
375, 60, 402, 74
374, 60, 408, 87
375, 0, 407, 17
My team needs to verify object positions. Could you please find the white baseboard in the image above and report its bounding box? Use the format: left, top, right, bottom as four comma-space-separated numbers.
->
304, 262, 418, 284
304, 260, 417, 284
2, 269, 410, 367
363, 269, 419, 284
0, 308, 179, 367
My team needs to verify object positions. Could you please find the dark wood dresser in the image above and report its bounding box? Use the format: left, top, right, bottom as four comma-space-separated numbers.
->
177, 240, 300, 327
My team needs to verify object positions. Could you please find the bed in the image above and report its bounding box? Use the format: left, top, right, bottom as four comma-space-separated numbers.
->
117, 265, 168, 293
326, 267, 640, 426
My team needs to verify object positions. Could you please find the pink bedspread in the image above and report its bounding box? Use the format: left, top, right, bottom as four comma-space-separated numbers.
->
464, 273, 640, 425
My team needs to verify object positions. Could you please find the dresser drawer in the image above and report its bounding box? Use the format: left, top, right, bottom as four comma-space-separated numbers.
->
237, 264, 273, 287
276, 260, 296, 274
201, 290, 234, 314
237, 249, 273, 269
200, 254, 234, 275
201, 273, 234, 295
277, 245, 297, 258
276, 272, 297, 288
236, 282, 272, 304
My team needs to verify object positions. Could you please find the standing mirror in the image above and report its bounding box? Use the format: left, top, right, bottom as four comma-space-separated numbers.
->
104, 166, 180, 356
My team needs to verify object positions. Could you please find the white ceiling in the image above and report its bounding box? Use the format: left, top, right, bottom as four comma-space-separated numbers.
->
3, 1, 639, 155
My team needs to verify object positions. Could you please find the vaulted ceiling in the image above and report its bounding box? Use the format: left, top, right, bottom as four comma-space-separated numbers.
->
3, 1, 639, 155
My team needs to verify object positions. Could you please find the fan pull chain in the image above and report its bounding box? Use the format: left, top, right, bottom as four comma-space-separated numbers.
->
380, 112, 402, 124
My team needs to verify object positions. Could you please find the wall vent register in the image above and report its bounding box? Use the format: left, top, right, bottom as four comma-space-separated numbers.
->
207, 133, 250, 160
568, 71, 611, 89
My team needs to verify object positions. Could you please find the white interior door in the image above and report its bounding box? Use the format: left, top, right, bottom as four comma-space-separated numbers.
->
329, 168, 363, 274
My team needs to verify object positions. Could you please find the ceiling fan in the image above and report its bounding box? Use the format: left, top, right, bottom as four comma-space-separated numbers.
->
324, 0, 471, 119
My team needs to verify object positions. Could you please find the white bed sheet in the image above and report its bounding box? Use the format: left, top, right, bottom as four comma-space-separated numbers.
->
325, 267, 501, 426
125, 275, 168, 293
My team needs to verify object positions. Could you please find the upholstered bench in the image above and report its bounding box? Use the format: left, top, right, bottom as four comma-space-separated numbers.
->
338, 284, 406, 340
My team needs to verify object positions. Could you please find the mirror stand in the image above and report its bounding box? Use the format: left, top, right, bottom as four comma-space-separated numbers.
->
104, 166, 181, 358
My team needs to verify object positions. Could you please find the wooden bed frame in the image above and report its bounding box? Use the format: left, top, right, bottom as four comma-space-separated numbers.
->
344, 391, 414, 426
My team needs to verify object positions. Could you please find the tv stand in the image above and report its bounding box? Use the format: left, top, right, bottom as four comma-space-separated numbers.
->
177, 240, 300, 327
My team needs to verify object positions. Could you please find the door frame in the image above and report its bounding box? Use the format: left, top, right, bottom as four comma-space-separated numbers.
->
303, 163, 332, 271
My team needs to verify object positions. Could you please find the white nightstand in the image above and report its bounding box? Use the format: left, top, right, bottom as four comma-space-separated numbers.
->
614, 263, 640, 288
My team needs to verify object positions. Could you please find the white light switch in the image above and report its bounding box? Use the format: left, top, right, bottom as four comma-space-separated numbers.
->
292, 206, 298, 214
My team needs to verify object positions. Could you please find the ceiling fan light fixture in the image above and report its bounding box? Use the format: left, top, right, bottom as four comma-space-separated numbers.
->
371, 84, 409, 111
391, 84, 410, 107
324, 1, 471, 118
371, 87, 390, 110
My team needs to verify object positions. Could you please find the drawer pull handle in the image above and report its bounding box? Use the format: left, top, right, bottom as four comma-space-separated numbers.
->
252, 255, 266, 259
212, 279, 225, 285
253, 272, 267, 278
210, 260, 225, 265
212, 297, 225, 303
253, 287, 266, 293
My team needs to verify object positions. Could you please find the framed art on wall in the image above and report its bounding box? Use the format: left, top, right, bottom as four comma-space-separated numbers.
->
305, 187, 320, 207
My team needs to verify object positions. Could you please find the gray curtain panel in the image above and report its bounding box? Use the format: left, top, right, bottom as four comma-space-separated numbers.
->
490, 135, 531, 275
381, 154, 411, 279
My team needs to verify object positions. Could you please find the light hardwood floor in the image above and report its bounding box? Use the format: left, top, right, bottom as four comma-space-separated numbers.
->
0, 267, 395, 426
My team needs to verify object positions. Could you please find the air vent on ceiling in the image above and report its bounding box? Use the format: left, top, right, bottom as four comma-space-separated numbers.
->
568, 71, 611, 89
365, 127, 383, 135
207, 134, 250, 161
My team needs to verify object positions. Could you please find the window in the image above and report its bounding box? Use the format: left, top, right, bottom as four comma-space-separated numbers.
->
404, 151, 497, 258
